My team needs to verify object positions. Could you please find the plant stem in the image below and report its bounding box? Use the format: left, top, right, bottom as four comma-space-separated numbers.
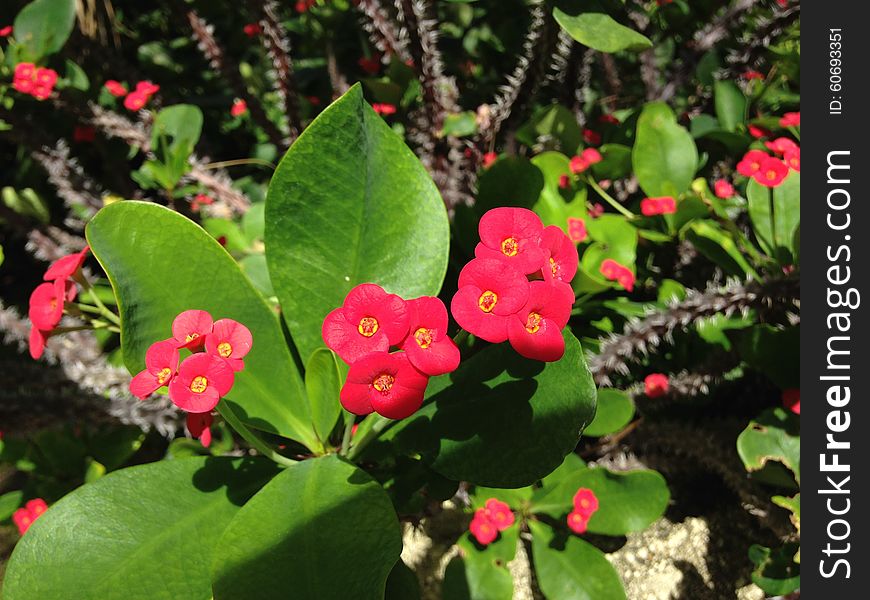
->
340, 413, 355, 456
75, 275, 121, 326
219, 400, 297, 467
347, 415, 393, 461
585, 176, 636, 219
202, 158, 276, 171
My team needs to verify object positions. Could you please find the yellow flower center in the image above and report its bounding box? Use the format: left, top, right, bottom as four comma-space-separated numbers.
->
550, 257, 559, 278
185, 332, 199, 343
358, 316, 379, 337
414, 327, 434, 349
157, 367, 172, 385
500, 236, 519, 257
217, 341, 233, 358
190, 376, 208, 394
372, 373, 395, 394
478, 291, 498, 313
525, 312, 542, 334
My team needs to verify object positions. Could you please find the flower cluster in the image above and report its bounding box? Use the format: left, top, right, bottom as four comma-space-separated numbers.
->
569, 148, 603, 174
736, 131, 799, 188
640, 196, 676, 216
599, 258, 635, 292
12, 63, 58, 101
451, 208, 577, 362
469, 498, 515, 545
779, 111, 800, 128
130, 310, 253, 446
28, 246, 90, 359
13, 498, 48, 536
104, 79, 160, 111
644, 373, 669, 398
567, 488, 599, 534
324, 284, 460, 420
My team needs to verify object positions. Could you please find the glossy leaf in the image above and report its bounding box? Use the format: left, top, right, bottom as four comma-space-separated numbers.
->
476, 156, 544, 214
13, 0, 76, 61
86, 202, 318, 448
304, 348, 344, 446
583, 388, 634, 437
529, 520, 626, 600
443, 528, 518, 600
516, 105, 583, 154
713, 80, 746, 132
737, 407, 800, 484
553, 0, 652, 53
211, 455, 402, 600
265, 84, 449, 361
385, 561, 421, 600
633, 103, 698, 198
3, 457, 278, 600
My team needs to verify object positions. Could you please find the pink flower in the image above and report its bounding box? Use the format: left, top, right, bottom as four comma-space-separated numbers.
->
398, 297, 460, 376
784, 147, 800, 172
644, 373, 669, 398
482, 151, 498, 168
13, 498, 48, 536
752, 155, 789, 188
451, 259, 529, 343
569, 155, 590, 174
205, 318, 253, 372
779, 112, 800, 127
43, 246, 89, 282
13, 77, 34, 94
123, 92, 148, 111
743, 70, 764, 80
28, 279, 75, 331
14, 63, 35, 81
747, 124, 770, 139
339, 351, 428, 419
567, 511, 589, 534
322, 283, 409, 364
736, 150, 769, 177
640, 196, 677, 216
713, 179, 735, 199
589, 203, 604, 219
573, 488, 599, 518
35, 68, 57, 88
172, 309, 214, 351
782, 388, 800, 415
484, 499, 515, 531
129, 339, 180, 399
186, 412, 214, 447
567, 217, 587, 243
541, 225, 579, 283
581, 148, 603, 164
372, 103, 397, 116
29, 326, 46, 360
765, 137, 799, 155
599, 259, 634, 292
474, 207, 547, 275
0, 25, 12, 37
168, 353, 235, 413
104, 80, 128, 97
469, 509, 498, 545
507, 281, 574, 362
134, 81, 160, 96
230, 99, 248, 117
191, 193, 214, 212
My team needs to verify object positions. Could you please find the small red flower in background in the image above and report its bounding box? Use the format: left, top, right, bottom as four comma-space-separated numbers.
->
129, 339, 180, 399
482, 151, 498, 168
507, 280, 574, 362
780, 112, 800, 127
736, 149, 769, 177
73, 125, 96, 143
559, 174, 570, 189
600, 259, 634, 292
295, 0, 316, 12
573, 488, 599, 518
172, 309, 214, 351
644, 373, 669, 398
583, 128, 601, 146
0, 25, 13, 37
469, 509, 498, 545
782, 388, 800, 415
589, 203, 605, 219
569, 148, 603, 174
784, 147, 800, 172
323, 283, 409, 364
123, 81, 159, 112
372, 103, 397, 116
13, 63, 58, 101
243, 23, 262, 36
104, 80, 128, 97
541, 225, 579, 283
599, 114, 620, 125
191, 193, 214, 212
451, 258, 529, 343
135, 81, 160, 96
747, 124, 770, 139
230, 99, 248, 117
640, 196, 676, 216
567, 511, 589, 534
567, 217, 587, 242
358, 56, 382, 75
483, 499, 515, 531
742, 70, 765, 80
475, 207, 547, 275
753, 155, 789, 188
713, 179, 735, 199
13, 499, 48, 536
765, 137, 799, 155
398, 297, 460, 376
186, 412, 214, 447
339, 351, 428, 419
169, 353, 235, 413
205, 318, 253, 372
43, 246, 89, 282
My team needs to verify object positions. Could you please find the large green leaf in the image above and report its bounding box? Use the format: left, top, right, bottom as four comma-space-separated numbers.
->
529, 521, 626, 600
211, 455, 402, 600
304, 348, 344, 446
3, 457, 278, 600
265, 84, 449, 361
13, 0, 76, 61
737, 407, 800, 485
583, 388, 634, 437
713, 80, 747, 132
86, 202, 318, 449
632, 103, 698, 198
747, 173, 801, 262
476, 156, 544, 214
443, 529, 518, 600
387, 330, 596, 488
553, 0, 652, 53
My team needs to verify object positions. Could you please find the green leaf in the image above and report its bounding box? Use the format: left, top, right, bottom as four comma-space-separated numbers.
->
592, 144, 633, 180
63, 58, 90, 91
443, 528, 518, 600
748, 543, 801, 596
531, 151, 588, 228
476, 156, 544, 214
391, 330, 596, 487
583, 388, 634, 437
304, 348, 343, 446
150, 105, 203, 188
441, 111, 479, 138
385, 561, 421, 600
211, 455, 402, 600
239, 254, 274, 297
470, 486, 533, 510
13, 0, 76, 61
265, 84, 449, 361
632, 103, 698, 198
0, 490, 23, 521
553, 0, 652, 53
684, 220, 758, 279
3, 457, 278, 600
87, 425, 145, 471
516, 105, 583, 154
539, 452, 586, 491
713, 80, 747, 132
737, 407, 800, 484
529, 520, 626, 600
748, 172, 800, 262
86, 202, 318, 449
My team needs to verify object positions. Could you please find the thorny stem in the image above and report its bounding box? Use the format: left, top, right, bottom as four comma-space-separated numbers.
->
347, 415, 392, 461
75, 274, 121, 326
340, 412, 355, 456
584, 176, 636, 219
219, 400, 297, 467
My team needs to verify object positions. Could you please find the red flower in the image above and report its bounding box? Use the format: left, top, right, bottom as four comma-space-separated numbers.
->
507, 281, 573, 362
573, 488, 599, 518
129, 339, 180, 399
736, 150, 769, 177
29, 279, 75, 331
589, 203, 604, 219
599, 114, 620, 125
12, 498, 48, 536
469, 509, 498, 545
784, 147, 800, 172
558, 174, 570, 189
644, 373, 669, 398
358, 56, 381, 75
205, 318, 253, 372
186, 412, 214, 447
73, 126, 96, 143
172, 309, 214, 351
339, 351, 428, 419
35, 68, 57, 89
29, 326, 46, 360
583, 128, 601, 146
582, 148, 602, 164
191, 193, 214, 212
713, 179, 735, 199
168, 353, 235, 413
484, 499, 515, 531
43, 246, 89, 282
747, 124, 770, 139
104, 80, 128, 97
765, 137, 799, 155
13, 76, 34, 94
482, 151, 498, 168
295, 0, 315, 12
567, 217, 587, 243
743, 70, 764, 80
0, 25, 12, 37
541, 225, 579, 283
451, 259, 529, 343
372, 103, 397, 116
134, 81, 160, 96
752, 155, 789, 188
475, 207, 547, 275
782, 388, 800, 415
124, 92, 148, 111
569, 155, 590, 174
323, 283, 409, 364
640, 196, 677, 216
243, 23, 262, 37
230, 99, 248, 117
779, 112, 800, 127
567, 511, 589, 534
599, 259, 634, 292
398, 297, 460, 376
